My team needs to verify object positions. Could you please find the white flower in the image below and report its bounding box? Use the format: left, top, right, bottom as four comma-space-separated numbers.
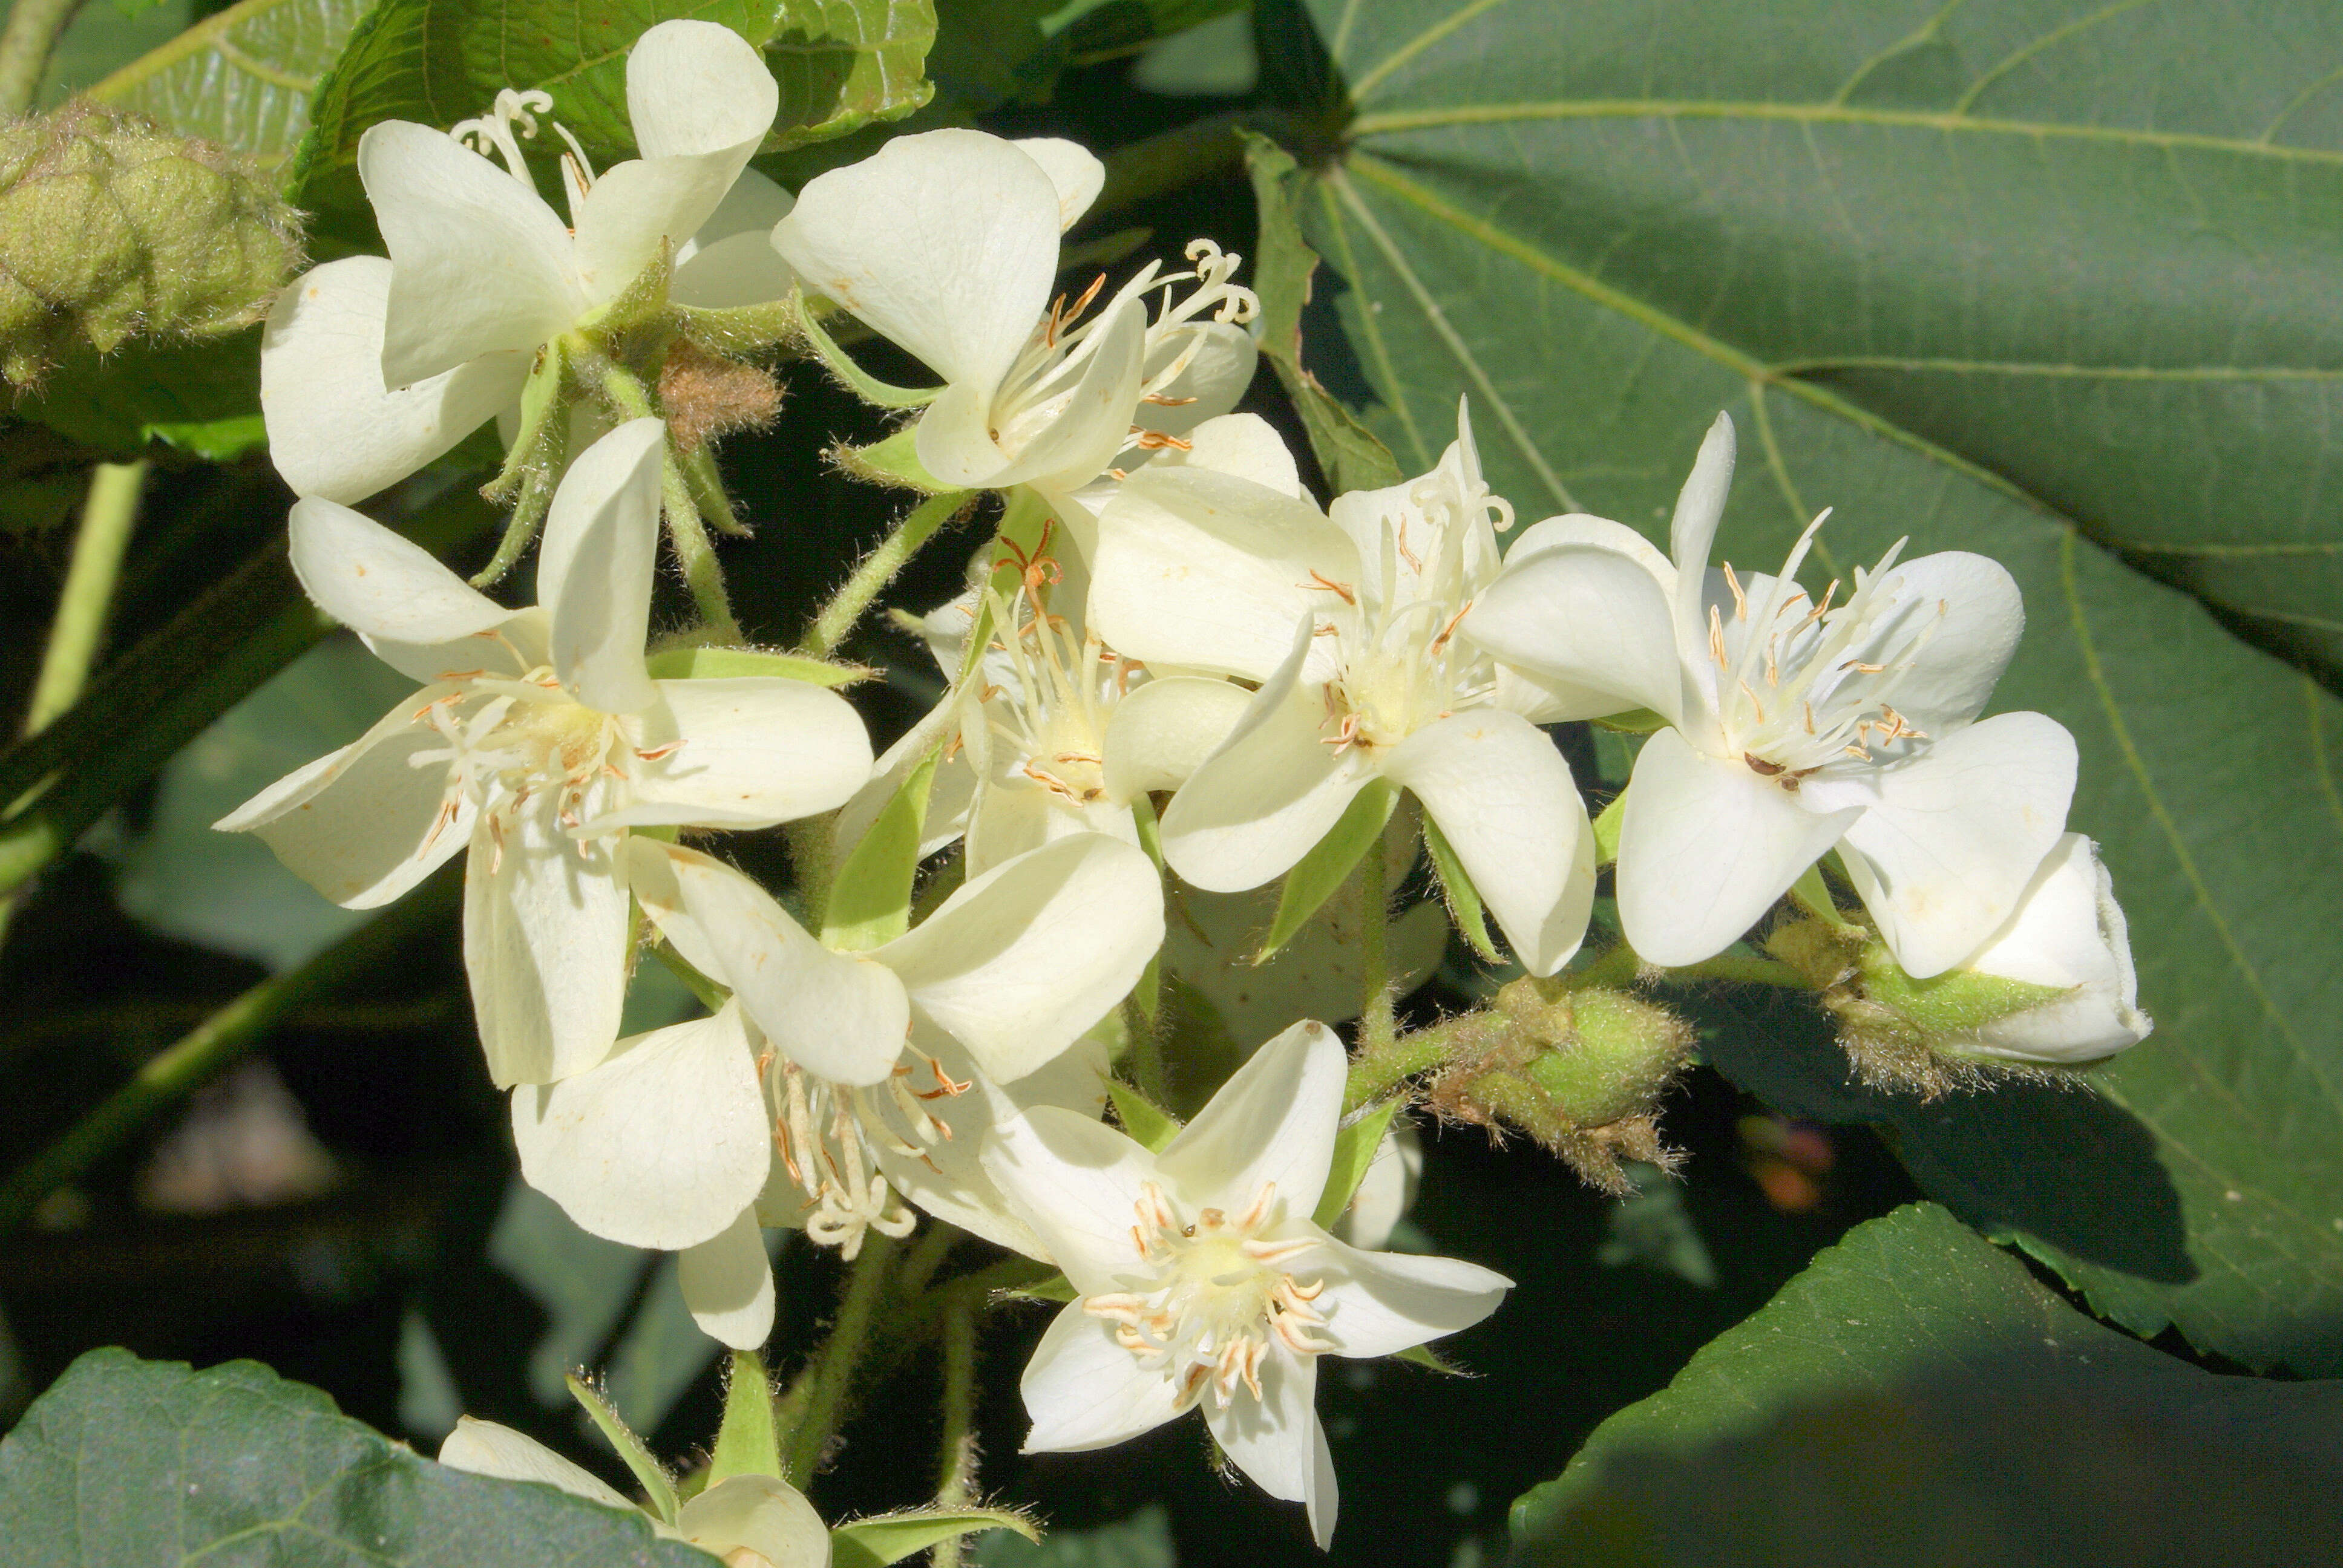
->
439, 1416, 828, 1567
553, 832, 1158, 1341
1089, 403, 1596, 976
1466, 414, 2077, 975
215, 420, 873, 1086
1930, 833, 2152, 1064
262, 20, 790, 502
769, 129, 1258, 510
980, 1019, 1510, 1549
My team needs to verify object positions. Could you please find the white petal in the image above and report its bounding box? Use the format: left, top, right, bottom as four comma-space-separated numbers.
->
666, 845, 909, 1086
463, 800, 631, 1086
1202, 1350, 1325, 1525
1152, 410, 1303, 495
1838, 711, 2079, 978
437, 1418, 635, 1511
1668, 413, 1735, 646
680, 1206, 775, 1349
915, 294, 1147, 494
979, 1106, 1158, 1293
1136, 323, 1259, 441
677, 1476, 830, 1568
596, 679, 872, 830
672, 172, 798, 308
1616, 727, 1860, 968
1090, 468, 1355, 679
261, 258, 526, 503
1314, 1238, 1510, 1359
1384, 711, 1593, 977
1009, 136, 1106, 229
830, 692, 978, 864
359, 121, 580, 387
1329, 1126, 1419, 1252
1464, 543, 1683, 724
874, 834, 1163, 1082
965, 783, 1136, 880
218, 695, 468, 909
539, 418, 663, 715
1506, 511, 1673, 581
1946, 833, 2151, 1063
773, 128, 1061, 390
1018, 1301, 1185, 1452
511, 1003, 767, 1250
289, 497, 514, 649
1872, 551, 2027, 731
622, 837, 726, 978
628, 21, 782, 158
1157, 632, 1378, 892
1156, 1019, 1346, 1218
1101, 675, 1253, 799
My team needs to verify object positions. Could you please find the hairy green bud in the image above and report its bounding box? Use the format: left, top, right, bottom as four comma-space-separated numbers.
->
0, 102, 303, 390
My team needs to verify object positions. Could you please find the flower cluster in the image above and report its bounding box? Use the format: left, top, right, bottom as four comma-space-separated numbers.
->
224, 21, 2152, 1549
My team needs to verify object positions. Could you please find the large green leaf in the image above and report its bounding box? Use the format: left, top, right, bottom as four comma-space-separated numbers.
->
87, 0, 372, 173
1511, 1204, 2343, 1567
0, 1348, 713, 1566
1273, 0, 2343, 1376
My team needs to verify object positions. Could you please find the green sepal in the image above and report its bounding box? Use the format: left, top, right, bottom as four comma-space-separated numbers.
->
707, 1349, 784, 1485
996, 1271, 1079, 1304
1310, 1096, 1403, 1230
1253, 779, 1400, 965
1591, 707, 1669, 733
648, 932, 728, 1014
564, 1374, 680, 1525
835, 425, 953, 493
1590, 793, 1625, 868
1107, 1079, 1183, 1152
1392, 1342, 1466, 1376
573, 241, 672, 339
796, 291, 940, 408
821, 744, 940, 952
830, 1508, 1041, 1568
643, 645, 873, 686
672, 298, 801, 357
1422, 810, 1500, 962
1791, 861, 1860, 930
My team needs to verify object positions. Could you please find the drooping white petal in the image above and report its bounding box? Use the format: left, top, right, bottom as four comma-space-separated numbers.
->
980, 1107, 1160, 1293
462, 799, 631, 1086
1384, 711, 1593, 978
288, 497, 516, 652
874, 834, 1163, 1083
1137, 324, 1259, 440
1868, 551, 2027, 732
1939, 832, 2151, 1063
1201, 1350, 1329, 1540
680, 1206, 775, 1350
510, 1002, 767, 1250
915, 293, 1149, 493
663, 845, 910, 1087
773, 128, 1062, 390
1838, 710, 2079, 978
1155, 1019, 1345, 1219
1616, 727, 1860, 968
1089, 466, 1357, 680
539, 418, 664, 716
1314, 1237, 1510, 1359
675, 1475, 830, 1568
628, 20, 782, 159
1668, 413, 1736, 651
1009, 136, 1106, 229
261, 258, 528, 504
672, 171, 798, 308
1155, 410, 1303, 495
437, 1418, 635, 1511
965, 779, 1136, 879
1018, 1299, 1187, 1452
620, 837, 726, 979
1463, 543, 1685, 725
1505, 512, 1674, 582
1157, 636, 1378, 893
1100, 675, 1253, 799
359, 121, 581, 387
217, 693, 469, 909
591, 678, 873, 830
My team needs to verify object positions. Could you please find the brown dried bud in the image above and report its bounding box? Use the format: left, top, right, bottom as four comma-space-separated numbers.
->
657, 338, 781, 452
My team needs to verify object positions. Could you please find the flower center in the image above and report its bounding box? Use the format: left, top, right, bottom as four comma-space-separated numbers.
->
762, 1047, 971, 1259
1083, 1181, 1331, 1410
977, 586, 1136, 809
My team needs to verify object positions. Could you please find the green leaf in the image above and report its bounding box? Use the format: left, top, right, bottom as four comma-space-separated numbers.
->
822, 742, 939, 951
87, 0, 372, 174
299, 0, 937, 218
1279, 0, 2343, 1376
1253, 777, 1398, 964
643, 644, 873, 685
0, 1349, 713, 1566
833, 1507, 1040, 1568
1107, 1079, 1183, 1151
1310, 1094, 1401, 1229
1420, 809, 1497, 962
566, 1373, 682, 1524
707, 1349, 784, 1485
1510, 1203, 2343, 1566
837, 423, 956, 492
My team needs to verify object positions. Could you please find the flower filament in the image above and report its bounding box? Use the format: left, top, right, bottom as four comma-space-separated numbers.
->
762, 1049, 969, 1259
449, 87, 598, 220
975, 584, 1138, 809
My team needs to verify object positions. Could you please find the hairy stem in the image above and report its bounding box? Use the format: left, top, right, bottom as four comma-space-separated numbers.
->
781, 1232, 897, 1486
931, 1296, 979, 1568
798, 489, 973, 658
25, 460, 144, 735
1666, 952, 1809, 989
0, 0, 86, 117
1355, 826, 1395, 1053
1343, 1027, 1451, 1113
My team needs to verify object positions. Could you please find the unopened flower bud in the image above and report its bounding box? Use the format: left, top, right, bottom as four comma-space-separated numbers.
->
1771, 834, 2151, 1095
0, 102, 302, 388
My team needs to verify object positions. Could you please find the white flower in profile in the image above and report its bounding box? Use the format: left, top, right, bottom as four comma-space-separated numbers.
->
1930, 833, 2152, 1065
262, 19, 791, 503
540, 832, 1159, 1343
439, 1416, 829, 1567
981, 1020, 1510, 1549
1089, 403, 1596, 976
215, 419, 873, 1088
1465, 414, 2077, 975
770, 128, 1257, 512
